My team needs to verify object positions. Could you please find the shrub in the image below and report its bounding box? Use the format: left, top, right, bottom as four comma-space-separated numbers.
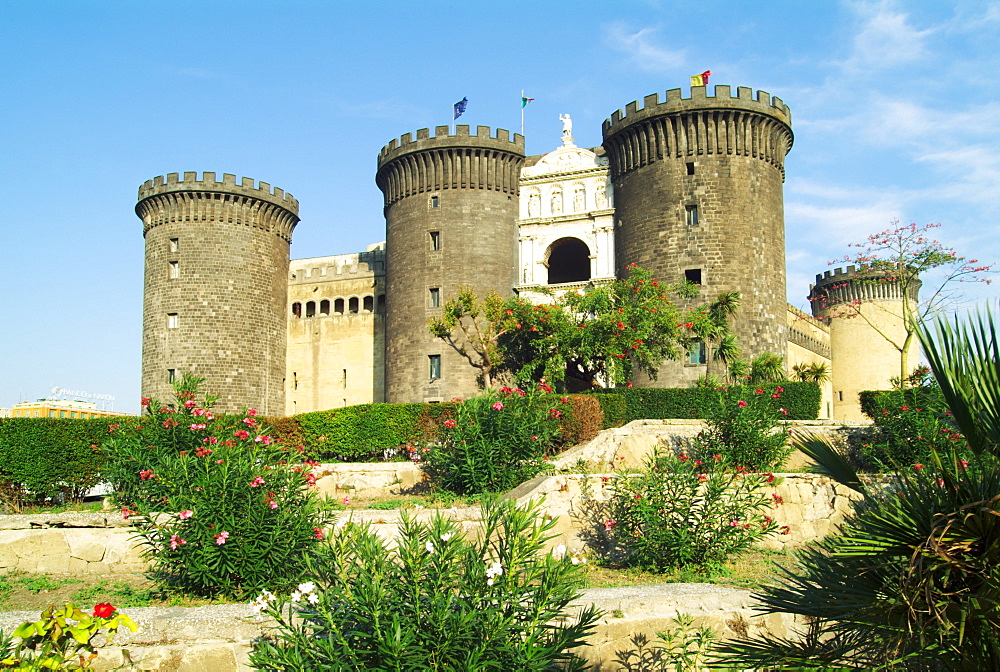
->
3, 602, 136, 670
0, 417, 117, 511
588, 382, 820, 423
102, 375, 330, 598
249, 498, 602, 671
858, 388, 963, 470
295, 403, 430, 461
598, 447, 780, 572
693, 386, 794, 471
558, 394, 604, 446
421, 386, 566, 494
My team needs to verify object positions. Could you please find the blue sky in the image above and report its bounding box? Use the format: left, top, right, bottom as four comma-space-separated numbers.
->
1, 0, 997, 413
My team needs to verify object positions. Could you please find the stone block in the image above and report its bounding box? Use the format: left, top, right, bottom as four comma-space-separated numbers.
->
65, 530, 108, 563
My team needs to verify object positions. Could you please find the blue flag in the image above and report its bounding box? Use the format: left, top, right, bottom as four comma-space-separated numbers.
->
453, 97, 468, 120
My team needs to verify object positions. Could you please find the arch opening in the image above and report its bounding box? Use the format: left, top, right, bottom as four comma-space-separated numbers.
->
547, 237, 591, 285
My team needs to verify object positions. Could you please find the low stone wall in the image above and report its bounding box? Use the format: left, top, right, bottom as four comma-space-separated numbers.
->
0, 584, 801, 671
312, 460, 424, 497
0, 513, 144, 575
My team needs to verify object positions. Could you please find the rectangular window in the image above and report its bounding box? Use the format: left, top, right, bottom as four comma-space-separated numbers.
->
60, 411, 65, 418
686, 162, 695, 175
685, 205, 699, 227
430, 231, 441, 251
684, 268, 702, 285
167, 313, 179, 329
343, 369, 348, 389
429, 354, 441, 380
687, 341, 707, 365
49, 411, 55, 418
430, 195, 440, 208
169, 238, 179, 252
168, 261, 179, 279
167, 368, 176, 384
838, 390, 843, 402
429, 287, 440, 308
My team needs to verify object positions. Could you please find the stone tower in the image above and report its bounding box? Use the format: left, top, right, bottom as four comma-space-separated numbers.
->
602, 86, 794, 386
136, 172, 299, 415
376, 125, 524, 403
809, 266, 921, 423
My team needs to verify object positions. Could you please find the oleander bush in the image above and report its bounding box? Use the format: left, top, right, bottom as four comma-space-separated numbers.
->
250, 498, 601, 671
694, 385, 794, 471
421, 385, 567, 494
103, 375, 330, 599
858, 387, 965, 471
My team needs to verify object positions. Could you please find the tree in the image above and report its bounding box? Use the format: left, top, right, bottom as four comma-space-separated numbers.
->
813, 221, 993, 387
428, 265, 699, 392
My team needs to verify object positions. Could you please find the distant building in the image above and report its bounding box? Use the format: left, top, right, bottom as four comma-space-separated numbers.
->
7, 399, 134, 419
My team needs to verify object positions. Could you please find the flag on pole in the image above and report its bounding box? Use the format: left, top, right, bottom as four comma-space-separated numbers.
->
690, 70, 713, 87
453, 97, 468, 120
521, 95, 535, 108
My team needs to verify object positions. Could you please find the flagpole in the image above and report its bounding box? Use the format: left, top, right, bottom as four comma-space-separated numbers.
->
521, 89, 525, 137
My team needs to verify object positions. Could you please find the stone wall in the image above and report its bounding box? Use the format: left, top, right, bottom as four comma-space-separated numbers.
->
0, 513, 144, 575
0, 585, 801, 671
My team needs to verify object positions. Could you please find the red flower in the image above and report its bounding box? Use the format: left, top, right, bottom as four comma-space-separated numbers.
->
93, 603, 116, 618
737, 400, 748, 408
913, 463, 925, 471
443, 419, 457, 428
313, 527, 325, 540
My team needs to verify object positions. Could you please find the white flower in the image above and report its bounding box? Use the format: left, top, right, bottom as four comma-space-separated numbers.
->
440, 532, 454, 542
297, 582, 316, 594
485, 560, 503, 586
290, 590, 302, 603
307, 592, 319, 605
425, 541, 435, 554
551, 544, 567, 559
571, 556, 580, 565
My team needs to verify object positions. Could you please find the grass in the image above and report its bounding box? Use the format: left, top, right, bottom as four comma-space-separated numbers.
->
2, 500, 106, 516
0, 571, 234, 612
319, 492, 491, 512
581, 549, 798, 591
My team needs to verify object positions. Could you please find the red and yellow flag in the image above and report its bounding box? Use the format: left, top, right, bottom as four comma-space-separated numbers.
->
690, 70, 713, 87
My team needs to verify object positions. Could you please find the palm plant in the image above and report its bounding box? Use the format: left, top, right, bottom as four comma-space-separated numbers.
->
716, 305, 1000, 670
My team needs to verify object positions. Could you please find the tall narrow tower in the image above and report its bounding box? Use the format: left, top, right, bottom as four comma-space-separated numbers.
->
603, 86, 793, 386
376, 125, 524, 403
136, 172, 299, 415
809, 266, 921, 422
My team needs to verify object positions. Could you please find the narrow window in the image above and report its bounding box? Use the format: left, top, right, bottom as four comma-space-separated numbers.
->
430, 231, 441, 251
363, 295, 374, 312
169, 238, 179, 252
305, 301, 316, 318
168, 261, 179, 279
167, 369, 176, 383
685, 205, 699, 227
48, 411, 55, 418
430, 195, 440, 208
376, 294, 386, 315
686, 162, 695, 175
320, 299, 330, 315
429, 355, 442, 380
349, 297, 359, 313
291, 302, 302, 318
684, 269, 702, 285
167, 313, 179, 329
687, 341, 707, 365
334, 298, 344, 314
293, 372, 298, 390
429, 287, 440, 308
838, 391, 844, 402
343, 369, 348, 389
60, 411, 66, 418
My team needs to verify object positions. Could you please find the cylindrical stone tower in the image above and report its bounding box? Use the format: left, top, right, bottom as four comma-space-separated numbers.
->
603, 85, 794, 386
136, 172, 299, 415
376, 125, 524, 403
809, 266, 921, 423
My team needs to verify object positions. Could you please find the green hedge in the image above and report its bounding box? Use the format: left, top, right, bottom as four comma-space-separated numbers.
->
293, 403, 455, 461
588, 382, 820, 421
0, 417, 122, 508
859, 388, 944, 420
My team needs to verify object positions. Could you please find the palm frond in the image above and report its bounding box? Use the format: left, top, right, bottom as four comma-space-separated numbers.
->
795, 433, 866, 495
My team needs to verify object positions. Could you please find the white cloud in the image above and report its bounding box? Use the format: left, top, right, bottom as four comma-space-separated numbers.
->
838, 1, 934, 73
602, 22, 686, 72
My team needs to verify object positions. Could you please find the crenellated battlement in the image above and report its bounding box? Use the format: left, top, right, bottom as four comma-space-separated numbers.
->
601, 85, 793, 179
378, 125, 524, 168
289, 249, 386, 284
809, 265, 921, 318
376, 126, 526, 206
603, 85, 791, 135
138, 171, 299, 214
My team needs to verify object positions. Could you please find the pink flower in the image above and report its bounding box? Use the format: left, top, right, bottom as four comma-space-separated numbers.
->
254, 435, 273, 445
443, 419, 457, 428
729, 520, 740, 527
561, 396, 569, 403
139, 469, 155, 481
342, 496, 350, 506
192, 408, 206, 417
183, 400, 197, 408
162, 418, 178, 428
269, 500, 278, 510
492, 401, 504, 411
779, 408, 788, 416
214, 531, 230, 545
178, 510, 193, 520
313, 527, 325, 540
959, 459, 970, 470
737, 400, 748, 408
234, 430, 250, 440
243, 417, 258, 428
169, 535, 186, 550
548, 408, 562, 419
772, 393, 781, 399
531, 435, 538, 441
604, 519, 616, 531
246, 408, 258, 417
754, 388, 764, 395
913, 464, 925, 471
189, 423, 206, 431
249, 476, 266, 488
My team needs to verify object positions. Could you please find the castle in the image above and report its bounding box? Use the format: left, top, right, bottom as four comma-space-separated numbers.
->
135, 84, 917, 424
